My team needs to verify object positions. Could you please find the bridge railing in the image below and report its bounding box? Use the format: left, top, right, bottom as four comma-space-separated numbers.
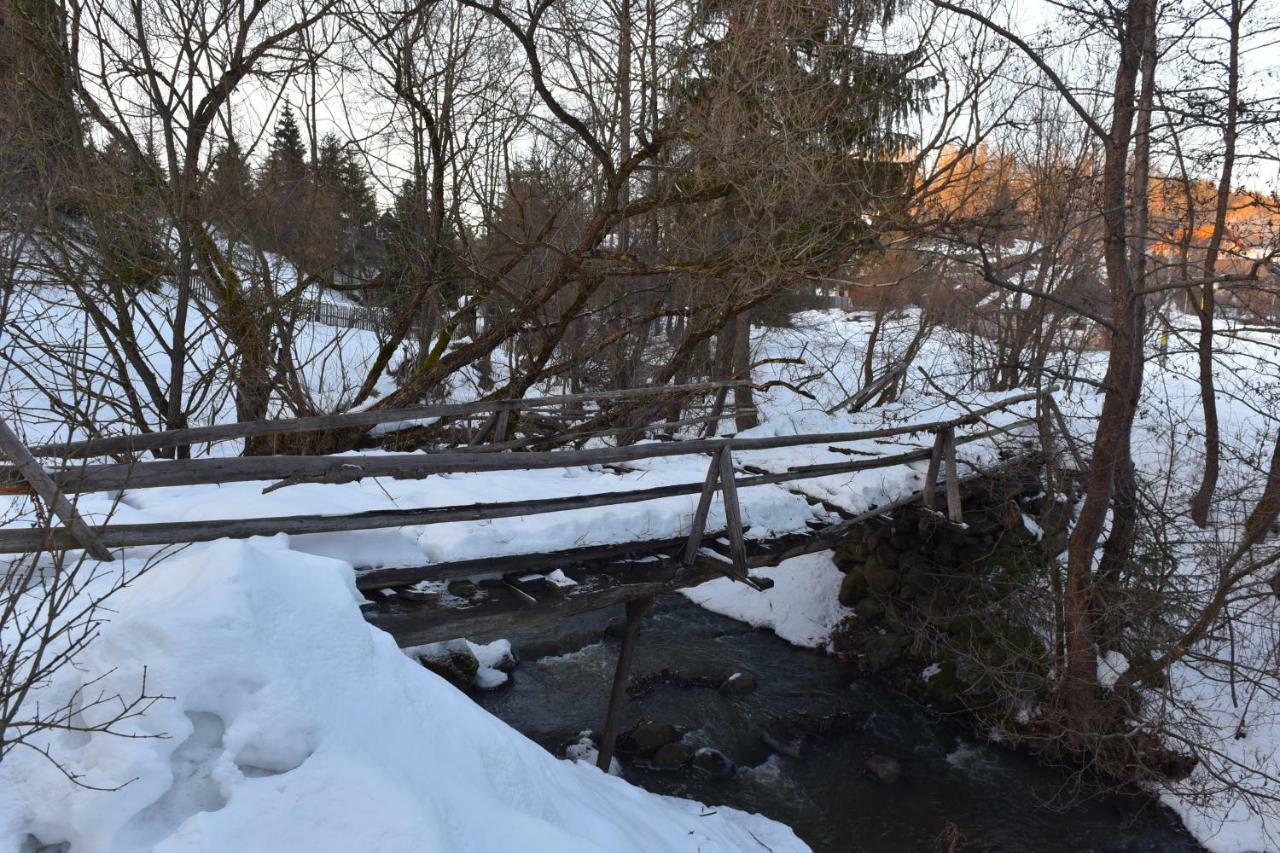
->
0, 388, 1056, 560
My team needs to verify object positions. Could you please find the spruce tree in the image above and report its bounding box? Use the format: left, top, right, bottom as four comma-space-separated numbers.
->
207, 138, 254, 226
269, 105, 306, 171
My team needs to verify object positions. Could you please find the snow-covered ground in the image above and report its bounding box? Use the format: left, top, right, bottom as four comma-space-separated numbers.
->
684, 310, 1280, 853
4, 298, 1278, 851
0, 296, 1036, 853
0, 538, 805, 852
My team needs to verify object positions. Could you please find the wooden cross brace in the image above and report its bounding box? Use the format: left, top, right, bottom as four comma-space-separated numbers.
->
682, 444, 759, 586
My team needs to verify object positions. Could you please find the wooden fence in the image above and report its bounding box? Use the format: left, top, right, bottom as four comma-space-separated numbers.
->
0, 388, 1055, 563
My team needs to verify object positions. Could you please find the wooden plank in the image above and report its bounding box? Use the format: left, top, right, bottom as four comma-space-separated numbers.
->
0, 418, 113, 562
368, 556, 726, 647
943, 428, 964, 523
6, 408, 1041, 496
717, 445, 750, 581
355, 535, 698, 590
922, 430, 946, 509
682, 451, 723, 566
597, 596, 652, 771
25, 381, 747, 460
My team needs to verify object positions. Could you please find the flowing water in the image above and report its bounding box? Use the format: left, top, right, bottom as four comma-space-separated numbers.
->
476, 597, 1202, 853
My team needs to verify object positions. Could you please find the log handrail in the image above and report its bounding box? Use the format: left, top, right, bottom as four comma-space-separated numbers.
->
2, 389, 1052, 496
18, 381, 750, 460
0, 417, 1038, 554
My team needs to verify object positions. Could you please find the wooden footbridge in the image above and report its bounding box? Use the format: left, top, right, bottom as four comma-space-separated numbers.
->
0, 380, 1068, 770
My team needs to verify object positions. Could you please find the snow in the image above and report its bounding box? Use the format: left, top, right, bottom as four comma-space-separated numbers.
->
0, 538, 806, 852
695, 310, 1280, 851
5, 286, 1279, 851
684, 553, 852, 650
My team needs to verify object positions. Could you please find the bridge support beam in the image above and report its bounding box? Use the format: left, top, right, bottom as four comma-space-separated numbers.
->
597, 595, 653, 772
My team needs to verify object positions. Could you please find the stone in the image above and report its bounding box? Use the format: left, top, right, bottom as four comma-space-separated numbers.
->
854, 596, 884, 621
620, 721, 680, 755
761, 719, 807, 759
861, 633, 906, 672
832, 540, 867, 571
874, 542, 900, 569
863, 558, 899, 593
719, 671, 758, 695
417, 639, 480, 689
691, 747, 736, 780
864, 753, 902, 783
447, 579, 478, 598
651, 741, 695, 769
838, 567, 869, 607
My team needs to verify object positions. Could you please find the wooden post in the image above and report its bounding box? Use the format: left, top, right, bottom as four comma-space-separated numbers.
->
922, 430, 946, 510
717, 445, 750, 581
0, 418, 113, 562
943, 427, 964, 523
682, 450, 724, 566
597, 595, 652, 772
702, 384, 730, 438
493, 409, 511, 446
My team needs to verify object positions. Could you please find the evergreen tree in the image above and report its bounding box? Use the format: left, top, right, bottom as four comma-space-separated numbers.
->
338, 150, 378, 229
207, 138, 254, 227
0, 0, 82, 201
255, 105, 309, 255
269, 105, 306, 172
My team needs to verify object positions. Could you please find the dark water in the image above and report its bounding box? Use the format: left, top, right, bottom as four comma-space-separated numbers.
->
475, 597, 1202, 853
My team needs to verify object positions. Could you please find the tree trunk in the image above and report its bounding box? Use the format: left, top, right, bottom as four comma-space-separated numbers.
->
1189, 0, 1242, 527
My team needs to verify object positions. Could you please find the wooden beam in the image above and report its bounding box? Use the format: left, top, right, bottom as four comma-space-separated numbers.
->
24, 381, 747, 460
922, 430, 946, 510
597, 596, 652, 771
4, 409, 1039, 497
0, 422, 1035, 554
0, 418, 113, 562
943, 428, 964, 523
682, 450, 723, 566
355, 535, 698, 590
717, 445, 750, 581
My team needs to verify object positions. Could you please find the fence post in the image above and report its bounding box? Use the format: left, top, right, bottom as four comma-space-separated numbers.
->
943, 427, 964, 523
682, 448, 724, 566
717, 445, 750, 581
0, 418, 113, 562
922, 429, 946, 510
596, 595, 652, 772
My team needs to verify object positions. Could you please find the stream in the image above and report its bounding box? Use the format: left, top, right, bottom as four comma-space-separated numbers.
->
475, 596, 1202, 853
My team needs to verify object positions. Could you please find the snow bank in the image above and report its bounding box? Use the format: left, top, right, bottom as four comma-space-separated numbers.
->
0, 538, 806, 853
